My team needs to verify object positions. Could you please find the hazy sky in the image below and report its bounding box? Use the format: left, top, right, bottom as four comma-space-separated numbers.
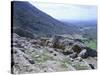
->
30, 2, 97, 21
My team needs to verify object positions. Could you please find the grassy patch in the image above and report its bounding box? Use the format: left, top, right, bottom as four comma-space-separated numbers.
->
85, 40, 97, 50
35, 53, 54, 63
74, 64, 89, 70
32, 49, 54, 63
82, 37, 97, 50
61, 58, 71, 68
61, 62, 68, 68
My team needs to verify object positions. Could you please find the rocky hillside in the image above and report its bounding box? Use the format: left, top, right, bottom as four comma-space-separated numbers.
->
11, 1, 97, 74
11, 33, 97, 74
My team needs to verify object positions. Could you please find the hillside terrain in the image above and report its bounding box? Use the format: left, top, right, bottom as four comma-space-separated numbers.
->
62, 21, 97, 50
11, 1, 97, 74
13, 1, 80, 38
12, 33, 97, 74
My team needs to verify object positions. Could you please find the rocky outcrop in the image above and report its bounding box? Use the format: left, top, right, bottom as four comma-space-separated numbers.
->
84, 47, 97, 57
52, 35, 65, 49
11, 33, 97, 74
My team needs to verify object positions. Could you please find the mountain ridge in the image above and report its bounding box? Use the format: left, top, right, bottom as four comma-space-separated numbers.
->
13, 1, 80, 38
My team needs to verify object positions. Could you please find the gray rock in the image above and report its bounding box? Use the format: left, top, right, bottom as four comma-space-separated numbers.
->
52, 35, 70, 50
78, 49, 87, 58
72, 44, 82, 53
85, 47, 97, 57
69, 53, 77, 58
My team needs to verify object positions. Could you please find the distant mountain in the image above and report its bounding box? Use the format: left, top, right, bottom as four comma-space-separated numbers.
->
62, 20, 97, 27
12, 1, 80, 38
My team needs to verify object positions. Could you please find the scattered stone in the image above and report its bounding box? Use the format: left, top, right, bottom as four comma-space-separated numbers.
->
89, 64, 95, 69
28, 59, 35, 64
54, 54, 57, 56
75, 57, 82, 62
69, 53, 77, 58
44, 70, 47, 72
35, 55, 40, 58
49, 51, 53, 53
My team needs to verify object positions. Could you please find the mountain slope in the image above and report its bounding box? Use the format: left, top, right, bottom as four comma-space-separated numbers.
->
12, 1, 80, 38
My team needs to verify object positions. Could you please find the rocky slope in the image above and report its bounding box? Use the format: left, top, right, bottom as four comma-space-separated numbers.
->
11, 33, 97, 74
11, 1, 97, 74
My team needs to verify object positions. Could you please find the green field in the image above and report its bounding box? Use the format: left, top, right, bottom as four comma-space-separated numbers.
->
84, 39, 97, 50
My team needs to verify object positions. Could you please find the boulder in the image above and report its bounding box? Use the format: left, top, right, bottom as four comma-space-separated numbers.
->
72, 45, 82, 53
37, 37, 51, 46
84, 47, 97, 57
89, 64, 95, 69
69, 53, 77, 58
78, 49, 87, 58
77, 47, 97, 58
74, 39, 84, 43
52, 35, 67, 50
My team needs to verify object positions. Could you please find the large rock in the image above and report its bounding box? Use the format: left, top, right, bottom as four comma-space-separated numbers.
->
69, 53, 77, 58
71, 41, 86, 53
52, 35, 68, 50
72, 44, 82, 53
76, 47, 97, 58
84, 47, 97, 57
39, 37, 49, 46
78, 49, 87, 58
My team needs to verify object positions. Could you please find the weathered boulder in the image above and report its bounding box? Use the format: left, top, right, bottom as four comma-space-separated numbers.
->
78, 49, 87, 58
69, 53, 77, 58
52, 35, 68, 50
76, 47, 97, 58
39, 38, 48, 46
71, 41, 86, 53
84, 47, 97, 57
72, 44, 82, 53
